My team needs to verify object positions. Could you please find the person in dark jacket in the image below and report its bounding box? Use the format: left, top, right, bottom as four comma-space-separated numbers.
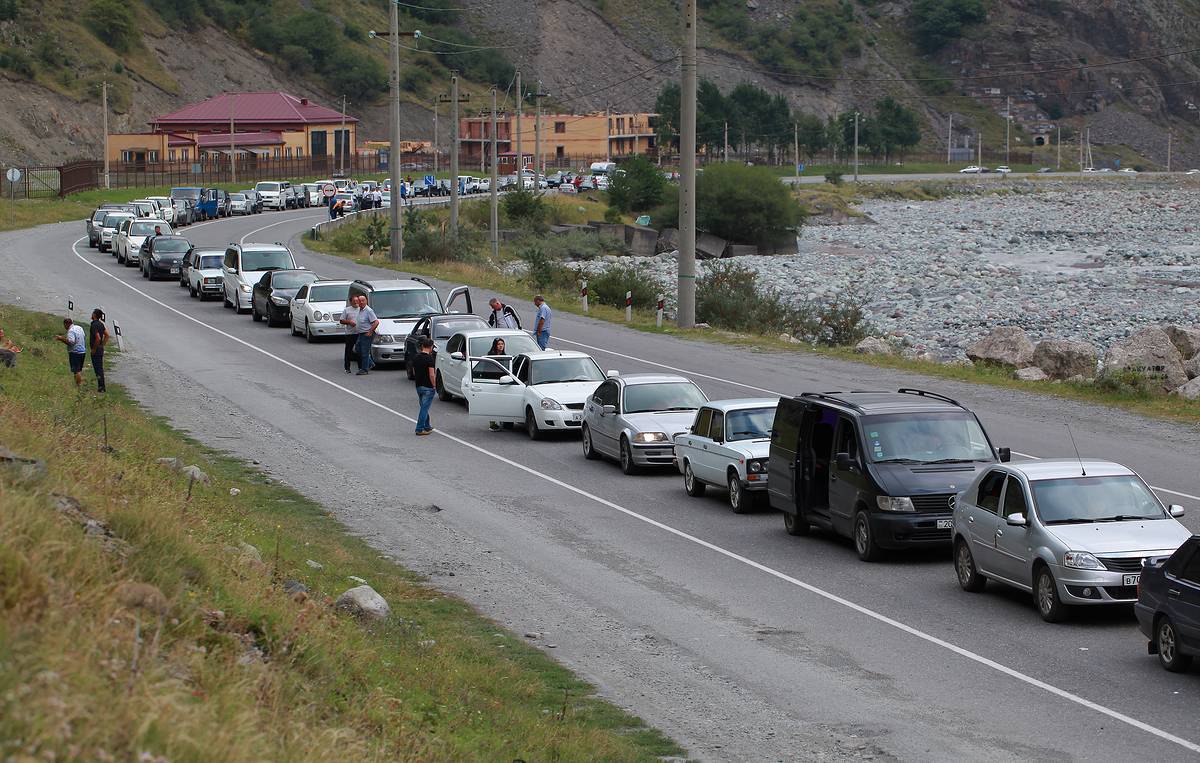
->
487, 298, 521, 329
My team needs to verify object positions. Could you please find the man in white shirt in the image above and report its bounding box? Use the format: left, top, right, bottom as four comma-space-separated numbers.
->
53, 317, 87, 388
373, 189, 383, 207
338, 298, 362, 374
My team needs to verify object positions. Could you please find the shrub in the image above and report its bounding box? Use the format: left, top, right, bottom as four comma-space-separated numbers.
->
516, 244, 576, 292
607, 155, 667, 213
811, 300, 871, 346
400, 66, 432, 93
909, 0, 986, 52
359, 215, 389, 256
1094, 368, 1158, 397
695, 163, 805, 246
327, 50, 387, 102
403, 208, 480, 263
501, 189, 546, 230
536, 230, 626, 261
603, 206, 623, 223
696, 262, 812, 335
588, 266, 660, 310
85, 0, 140, 53
0, 46, 34, 78
824, 170, 844, 185
0, 0, 17, 20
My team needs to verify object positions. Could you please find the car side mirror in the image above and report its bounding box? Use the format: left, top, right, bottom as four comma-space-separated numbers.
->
601, 404, 617, 416
1005, 513, 1027, 527
997, 447, 1011, 463
1169, 504, 1185, 518
450, 351, 464, 361
606, 370, 619, 378
835, 452, 853, 472
499, 375, 515, 385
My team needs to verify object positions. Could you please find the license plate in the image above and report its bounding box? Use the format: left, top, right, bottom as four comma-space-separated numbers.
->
1123, 574, 1140, 586
570, 412, 583, 421
170, 267, 179, 273
936, 519, 954, 529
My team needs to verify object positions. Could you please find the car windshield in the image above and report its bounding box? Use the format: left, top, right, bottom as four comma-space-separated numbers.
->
154, 238, 190, 253
92, 211, 108, 222
862, 413, 993, 464
130, 222, 163, 236
432, 318, 484, 339
230, 193, 246, 201
1032, 475, 1167, 524
368, 288, 443, 319
242, 248, 294, 272
531, 357, 605, 385
104, 215, 132, 229
623, 382, 706, 414
198, 254, 223, 269
256, 182, 280, 192
271, 272, 317, 289
726, 407, 776, 441
171, 188, 200, 200
308, 284, 350, 303
468, 333, 538, 356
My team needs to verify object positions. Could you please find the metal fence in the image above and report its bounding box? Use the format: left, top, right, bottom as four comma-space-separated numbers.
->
0, 165, 62, 199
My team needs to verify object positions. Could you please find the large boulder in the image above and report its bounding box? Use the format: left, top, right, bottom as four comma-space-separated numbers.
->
966, 327, 1034, 367
1164, 324, 1200, 359
854, 337, 894, 355
1171, 378, 1200, 400
1105, 327, 1188, 392
1032, 339, 1098, 380
335, 585, 391, 621
1014, 366, 1049, 381
1186, 353, 1200, 381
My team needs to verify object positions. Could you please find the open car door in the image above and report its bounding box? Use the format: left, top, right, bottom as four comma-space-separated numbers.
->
445, 285, 473, 315
463, 356, 525, 424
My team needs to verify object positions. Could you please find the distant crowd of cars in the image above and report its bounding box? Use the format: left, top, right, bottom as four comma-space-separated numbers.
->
82, 185, 1200, 674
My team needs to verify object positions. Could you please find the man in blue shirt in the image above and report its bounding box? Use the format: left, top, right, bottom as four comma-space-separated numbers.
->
533, 295, 552, 350
53, 317, 87, 389
354, 295, 380, 376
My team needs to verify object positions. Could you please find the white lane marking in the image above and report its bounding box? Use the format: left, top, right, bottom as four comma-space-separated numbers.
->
240, 213, 327, 245
67, 235, 1200, 755
555, 336, 1199, 505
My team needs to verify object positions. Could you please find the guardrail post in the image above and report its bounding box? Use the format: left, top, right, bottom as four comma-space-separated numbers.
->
580, 279, 588, 314
656, 294, 664, 328
625, 290, 632, 322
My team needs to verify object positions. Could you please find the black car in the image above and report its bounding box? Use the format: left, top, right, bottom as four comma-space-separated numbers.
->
140, 235, 193, 281
1136, 535, 1200, 672
767, 389, 1010, 561
402, 313, 488, 378
252, 269, 320, 327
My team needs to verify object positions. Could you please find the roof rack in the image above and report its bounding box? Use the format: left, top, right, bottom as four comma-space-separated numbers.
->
410, 276, 435, 290
799, 391, 864, 411
896, 388, 963, 407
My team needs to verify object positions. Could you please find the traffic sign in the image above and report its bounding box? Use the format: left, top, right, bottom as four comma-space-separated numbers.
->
423, 174, 435, 187
5, 168, 20, 183
321, 183, 336, 198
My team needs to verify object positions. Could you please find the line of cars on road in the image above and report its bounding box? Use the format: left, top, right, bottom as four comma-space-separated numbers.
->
83, 211, 1200, 671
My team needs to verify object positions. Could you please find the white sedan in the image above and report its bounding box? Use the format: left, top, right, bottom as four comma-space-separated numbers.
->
289, 280, 353, 342
674, 398, 778, 513
435, 328, 540, 401
959, 165, 985, 174
462, 350, 612, 439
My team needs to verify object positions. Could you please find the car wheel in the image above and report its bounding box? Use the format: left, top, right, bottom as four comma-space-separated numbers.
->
1034, 565, 1068, 623
955, 539, 987, 592
853, 510, 883, 562
728, 471, 751, 514
436, 372, 453, 402
252, 303, 263, 322
582, 425, 600, 460
1156, 617, 1193, 672
266, 308, 280, 328
783, 510, 810, 537
525, 407, 542, 441
290, 316, 300, 336
116, 249, 124, 264
189, 284, 197, 298
619, 437, 639, 475
683, 461, 706, 497
305, 321, 317, 344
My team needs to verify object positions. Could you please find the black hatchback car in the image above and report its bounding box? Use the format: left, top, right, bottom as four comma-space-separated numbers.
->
768, 389, 1009, 561
252, 269, 319, 327
140, 235, 192, 280
402, 313, 488, 378
1136, 535, 1200, 672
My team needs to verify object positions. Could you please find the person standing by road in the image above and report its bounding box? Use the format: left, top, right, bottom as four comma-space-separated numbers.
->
338, 296, 362, 374
533, 294, 552, 350
412, 337, 436, 436
54, 317, 87, 389
0, 327, 21, 368
327, 194, 337, 220
88, 308, 109, 393
487, 298, 521, 329
486, 337, 508, 431
355, 295, 379, 376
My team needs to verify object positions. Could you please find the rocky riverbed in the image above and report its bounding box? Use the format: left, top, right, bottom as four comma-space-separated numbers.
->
583, 181, 1200, 360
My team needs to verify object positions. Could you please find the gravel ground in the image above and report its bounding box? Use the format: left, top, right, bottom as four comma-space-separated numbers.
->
583, 181, 1200, 359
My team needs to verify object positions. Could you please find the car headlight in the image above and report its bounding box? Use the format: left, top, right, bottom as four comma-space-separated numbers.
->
374, 334, 394, 343
1063, 551, 1103, 570
747, 458, 766, 473
876, 496, 916, 512
632, 431, 668, 443
270, 296, 289, 306
540, 398, 563, 410
239, 283, 252, 293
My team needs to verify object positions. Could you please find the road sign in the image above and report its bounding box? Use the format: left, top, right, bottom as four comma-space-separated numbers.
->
423, 174, 435, 187
5, 168, 20, 183
321, 183, 336, 198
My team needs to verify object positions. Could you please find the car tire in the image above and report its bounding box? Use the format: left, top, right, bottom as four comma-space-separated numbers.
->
525, 407, 542, 441
189, 284, 197, 298
305, 321, 318, 344
582, 425, 600, 460
955, 539, 987, 592
619, 437, 640, 475
179, 275, 187, 288
728, 471, 751, 514
252, 303, 263, 322
290, 317, 300, 336
223, 289, 233, 309
436, 372, 453, 402
683, 461, 706, 497
1034, 565, 1068, 623
853, 510, 883, 562
266, 308, 280, 328
116, 249, 124, 264
783, 510, 810, 536
1155, 616, 1193, 673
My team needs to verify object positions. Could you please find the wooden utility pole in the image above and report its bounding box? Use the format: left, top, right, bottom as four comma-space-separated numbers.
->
514, 70, 523, 187
606, 103, 612, 163
853, 112, 860, 182
723, 121, 729, 163
102, 81, 110, 189
946, 113, 953, 164
1056, 124, 1061, 170
1004, 95, 1011, 166
977, 132, 982, 169
340, 94, 348, 175
1167, 130, 1173, 172
229, 94, 236, 184
490, 87, 499, 260
439, 74, 469, 235
677, 0, 697, 328
432, 97, 439, 174
532, 82, 550, 194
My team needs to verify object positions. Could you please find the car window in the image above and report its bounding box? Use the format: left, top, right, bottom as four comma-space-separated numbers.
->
515, 357, 530, 383
256, 182, 281, 192
834, 417, 858, 462
446, 335, 464, 354
308, 284, 350, 303
130, 222, 162, 236
861, 412, 993, 464
271, 272, 318, 289
1002, 476, 1027, 520
976, 471, 1006, 514
295, 285, 309, 300
224, 250, 236, 269
199, 254, 223, 269
468, 334, 538, 357
432, 318, 485, 339
726, 407, 775, 441
1031, 475, 1166, 524
1177, 547, 1200, 585
709, 411, 725, 442
529, 356, 604, 385
693, 409, 712, 438
771, 400, 803, 450
622, 381, 706, 414
368, 288, 443, 319
241, 248, 294, 272
594, 380, 618, 407
153, 238, 190, 253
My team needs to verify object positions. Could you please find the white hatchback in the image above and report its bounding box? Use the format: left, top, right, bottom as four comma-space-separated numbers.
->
289, 280, 353, 342
462, 350, 611, 439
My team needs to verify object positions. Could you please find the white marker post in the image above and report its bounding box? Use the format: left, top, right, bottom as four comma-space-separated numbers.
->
67, 295, 75, 314
580, 279, 588, 314
656, 294, 664, 328
625, 290, 632, 323
112, 320, 123, 352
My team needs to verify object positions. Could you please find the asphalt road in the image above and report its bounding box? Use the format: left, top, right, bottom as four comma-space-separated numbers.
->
3, 208, 1199, 761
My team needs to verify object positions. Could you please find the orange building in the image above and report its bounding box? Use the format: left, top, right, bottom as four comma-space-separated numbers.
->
458, 111, 657, 167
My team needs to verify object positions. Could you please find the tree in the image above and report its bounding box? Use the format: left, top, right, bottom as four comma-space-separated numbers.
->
910, 0, 987, 53
654, 82, 681, 153
796, 114, 827, 160
697, 80, 726, 156
873, 97, 922, 160
607, 155, 668, 214
727, 83, 771, 152
85, 0, 140, 53
695, 164, 804, 246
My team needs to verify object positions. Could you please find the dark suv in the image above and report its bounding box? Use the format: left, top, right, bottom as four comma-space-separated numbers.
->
1136, 535, 1200, 672
767, 389, 1010, 561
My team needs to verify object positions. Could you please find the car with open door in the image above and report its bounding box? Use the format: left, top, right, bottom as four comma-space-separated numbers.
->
348, 278, 472, 368
461, 350, 611, 439
675, 398, 778, 513
434, 328, 538, 399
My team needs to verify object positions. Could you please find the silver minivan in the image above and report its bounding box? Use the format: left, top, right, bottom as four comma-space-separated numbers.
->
952, 459, 1190, 622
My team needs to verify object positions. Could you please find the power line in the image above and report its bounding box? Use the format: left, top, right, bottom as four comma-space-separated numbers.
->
419, 33, 521, 51
394, 0, 480, 11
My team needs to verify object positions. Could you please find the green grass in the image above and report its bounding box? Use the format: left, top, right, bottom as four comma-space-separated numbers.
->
0, 304, 684, 762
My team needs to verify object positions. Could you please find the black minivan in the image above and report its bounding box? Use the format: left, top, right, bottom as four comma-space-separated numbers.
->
768, 389, 1010, 561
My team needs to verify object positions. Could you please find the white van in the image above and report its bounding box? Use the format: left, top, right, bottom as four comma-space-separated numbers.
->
589, 161, 617, 176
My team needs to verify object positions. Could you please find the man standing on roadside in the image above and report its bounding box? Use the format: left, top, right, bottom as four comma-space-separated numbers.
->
54, 317, 87, 389
338, 295, 362, 374
88, 308, 109, 393
533, 294, 552, 350
355, 295, 379, 376
487, 297, 521, 329
412, 337, 437, 436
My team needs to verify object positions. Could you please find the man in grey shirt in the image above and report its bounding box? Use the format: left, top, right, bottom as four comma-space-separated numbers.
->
354, 295, 380, 376
338, 298, 362, 374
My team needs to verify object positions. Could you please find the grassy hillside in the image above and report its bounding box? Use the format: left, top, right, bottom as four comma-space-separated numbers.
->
0, 304, 681, 761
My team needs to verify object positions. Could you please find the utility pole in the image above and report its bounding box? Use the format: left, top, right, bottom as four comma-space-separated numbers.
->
793, 122, 799, 180
102, 81, 110, 189
677, 0, 697, 329
723, 121, 729, 163
229, 93, 236, 184
1167, 129, 1173, 173
374, 5, 408, 262
1078, 128, 1084, 178
340, 94, 348, 175
1005, 95, 1011, 166
606, 103, 612, 163
946, 113, 953, 164
853, 112, 860, 182
490, 87, 499, 260
514, 70, 523, 188
432, 97, 439, 174
439, 73, 469, 236
1056, 124, 1061, 170
977, 131, 982, 169
532, 82, 550, 195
